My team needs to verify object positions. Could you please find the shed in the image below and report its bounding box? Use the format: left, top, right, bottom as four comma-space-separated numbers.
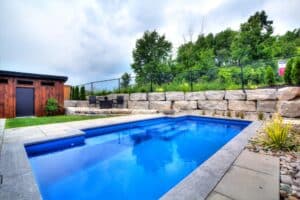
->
0, 70, 68, 118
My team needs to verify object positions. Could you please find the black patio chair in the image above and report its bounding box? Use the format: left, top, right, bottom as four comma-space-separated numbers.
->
99, 97, 113, 109
89, 96, 97, 105
113, 96, 124, 108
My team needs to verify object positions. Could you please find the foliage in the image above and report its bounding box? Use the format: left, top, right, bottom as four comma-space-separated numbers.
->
227, 111, 231, 118
80, 86, 86, 100
265, 66, 275, 86
131, 30, 172, 85
45, 98, 59, 116
121, 72, 131, 88
284, 58, 293, 85
258, 112, 264, 120
262, 113, 293, 150
291, 57, 300, 85
73, 86, 80, 100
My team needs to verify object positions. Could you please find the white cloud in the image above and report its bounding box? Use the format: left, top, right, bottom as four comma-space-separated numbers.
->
0, 0, 299, 85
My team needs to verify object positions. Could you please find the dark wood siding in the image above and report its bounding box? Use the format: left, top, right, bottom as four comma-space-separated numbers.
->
0, 77, 65, 118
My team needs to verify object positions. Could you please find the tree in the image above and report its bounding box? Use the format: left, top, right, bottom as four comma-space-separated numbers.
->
131, 30, 172, 84
121, 72, 131, 88
214, 29, 237, 65
265, 66, 275, 86
291, 58, 300, 85
80, 86, 86, 100
74, 86, 80, 100
284, 59, 293, 85
231, 11, 274, 64
177, 42, 198, 70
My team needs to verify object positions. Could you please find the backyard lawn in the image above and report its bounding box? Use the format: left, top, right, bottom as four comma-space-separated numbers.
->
5, 115, 113, 129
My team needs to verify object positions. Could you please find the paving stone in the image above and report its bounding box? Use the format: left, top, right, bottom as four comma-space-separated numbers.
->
234, 150, 279, 176
214, 166, 279, 200
206, 192, 233, 200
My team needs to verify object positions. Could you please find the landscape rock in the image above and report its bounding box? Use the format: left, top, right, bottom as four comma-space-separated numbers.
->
257, 101, 277, 112
128, 101, 149, 109
75, 100, 89, 107
174, 101, 197, 110
130, 93, 148, 101
198, 100, 227, 110
281, 175, 293, 185
149, 101, 171, 110
278, 100, 300, 118
107, 93, 129, 100
246, 89, 277, 100
228, 100, 256, 111
64, 100, 77, 107
166, 92, 185, 101
148, 92, 165, 101
225, 90, 246, 100
277, 87, 300, 100
205, 90, 225, 100
185, 92, 206, 100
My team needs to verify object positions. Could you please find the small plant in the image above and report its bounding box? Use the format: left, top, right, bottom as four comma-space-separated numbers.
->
240, 111, 245, 119
291, 57, 300, 85
212, 110, 217, 116
227, 111, 232, 118
258, 112, 264, 120
202, 110, 206, 115
235, 111, 239, 118
45, 98, 59, 116
261, 113, 293, 150
155, 87, 164, 92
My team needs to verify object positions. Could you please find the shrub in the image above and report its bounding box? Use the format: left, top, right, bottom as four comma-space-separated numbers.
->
45, 98, 59, 116
155, 87, 164, 92
284, 59, 293, 85
74, 86, 80, 100
262, 113, 292, 150
265, 66, 275, 86
240, 111, 245, 119
227, 111, 231, 118
202, 110, 206, 115
291, 58, 300, 85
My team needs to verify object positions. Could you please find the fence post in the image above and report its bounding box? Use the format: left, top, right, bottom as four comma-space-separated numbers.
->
189, 71, 193, 91
91, 82, 94, 95
150, 73, 153, 92
239, 60, 245, 92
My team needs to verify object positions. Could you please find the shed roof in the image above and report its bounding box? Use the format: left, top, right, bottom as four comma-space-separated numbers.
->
0, 70, 68, 82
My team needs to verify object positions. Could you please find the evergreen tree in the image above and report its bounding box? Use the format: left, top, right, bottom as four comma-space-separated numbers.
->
74, 86, 80, 100
284, 59, 293, 85
80, 86, 86, 100
291, 58, 300, 85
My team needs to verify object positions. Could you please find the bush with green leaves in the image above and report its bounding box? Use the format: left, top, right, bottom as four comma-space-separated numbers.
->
265, 66, 275, 86
291, 57, 300, 85
74, 86, 80, 100
45, 98, 59, 116
284, 59, 293, 85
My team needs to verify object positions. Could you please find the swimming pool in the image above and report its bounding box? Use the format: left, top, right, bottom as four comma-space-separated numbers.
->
25, 116, 250, 200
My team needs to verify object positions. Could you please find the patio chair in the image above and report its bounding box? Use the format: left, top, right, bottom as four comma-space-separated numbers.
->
99, 97, 113, 109
113, 96, 124, 108
89, 96, 97, 106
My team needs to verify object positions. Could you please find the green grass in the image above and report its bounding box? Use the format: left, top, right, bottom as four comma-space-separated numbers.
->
5, 115, 113, 129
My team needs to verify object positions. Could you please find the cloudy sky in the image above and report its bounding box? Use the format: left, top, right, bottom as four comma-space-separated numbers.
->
0, 0, 299, 85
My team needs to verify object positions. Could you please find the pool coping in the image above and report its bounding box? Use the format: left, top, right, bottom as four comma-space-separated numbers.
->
0, 114, 261, 200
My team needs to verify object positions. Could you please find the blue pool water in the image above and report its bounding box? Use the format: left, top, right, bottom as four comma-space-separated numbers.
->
26, 116, 250, 200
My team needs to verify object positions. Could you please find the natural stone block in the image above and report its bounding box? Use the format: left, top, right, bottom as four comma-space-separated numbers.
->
228, 100, 256, 111
246, 89, 277, 100
174, 101, 197, 110
205, 90, 225, 100
107, 93, 129, 100
64, 100, 77, 107
198, 100, 227, 110
185, 92, 206, 100
277, 87, 300, 100
75, 101, 89, 107
257, 101, 277, 113
278, 100, 300, 118
128, 101, 149, 109
166, 92, 185, 101
149, 101, 171, 110
148, 92, 165, 101
225, 90, 246, 100
130, 93, 148, 101
244, 112, 258, 121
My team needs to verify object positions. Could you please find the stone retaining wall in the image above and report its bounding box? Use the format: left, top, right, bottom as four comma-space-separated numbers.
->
64, 87, 300, 118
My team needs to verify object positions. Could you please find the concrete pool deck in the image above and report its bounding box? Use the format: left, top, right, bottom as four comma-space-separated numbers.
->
0, 114, 279, 200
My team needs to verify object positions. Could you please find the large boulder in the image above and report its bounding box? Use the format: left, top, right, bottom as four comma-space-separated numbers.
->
64, 100, 77, 107
75, 100, 89, 107
174, 101, 197, 110
278, 100, 300, 118
257, 101, 277, 113
128, 101, 149, 109
148, 92, 165, 101
130, 93, 148, 101
185, 92, 206, 100
246, 89, 277, 100
225, 90, 246, 100
205, 91, 225, 100
149, 101, 171, 110
277, 87, 300, 100
107, 93, 129, 100
198, 100, 227, 110
228, 100, 256, 111
166, 92, 185, 101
